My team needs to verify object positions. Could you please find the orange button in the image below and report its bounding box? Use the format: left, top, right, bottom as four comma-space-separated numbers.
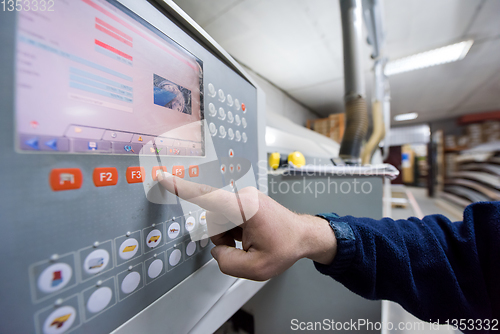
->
126, 167, 145, 184
189, 165, 199, 177
241, 103, 246, 111
172, 166, 185, 178
93, 167, 118, 187
49, 168, 83, 191
152, 166, 167, 181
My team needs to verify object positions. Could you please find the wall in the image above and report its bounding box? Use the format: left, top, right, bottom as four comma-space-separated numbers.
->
241, 64, 319, 126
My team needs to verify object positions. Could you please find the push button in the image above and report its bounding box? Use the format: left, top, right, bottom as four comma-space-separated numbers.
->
93, 168, 118, 187
229, 164, 234, 173
42, 305, 77, 334
241, 103, 246, 112
172, 166, 185, 178
220, 164, 226, 174
38, 263, 73, 294
50, 168, 83, 191
228, 149, 234, 157
189, 165, 199, 177
152, 166, 167, 181
126, 167, 145, 184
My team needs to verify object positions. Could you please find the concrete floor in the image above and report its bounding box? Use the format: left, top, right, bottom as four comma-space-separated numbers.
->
384, 186, 463, 334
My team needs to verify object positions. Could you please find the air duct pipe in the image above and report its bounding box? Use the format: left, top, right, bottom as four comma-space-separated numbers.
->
338, 0, 368, 164
361, 59, 386, 164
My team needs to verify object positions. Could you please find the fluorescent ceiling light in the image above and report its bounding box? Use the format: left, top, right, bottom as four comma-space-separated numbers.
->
394, 112, 418, 122
385, 40, 474, 76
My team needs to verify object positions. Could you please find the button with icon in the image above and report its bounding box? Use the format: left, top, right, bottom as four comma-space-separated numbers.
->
37, 263, 73, 294
118, 238, 139, 260
126, 167, 145, 184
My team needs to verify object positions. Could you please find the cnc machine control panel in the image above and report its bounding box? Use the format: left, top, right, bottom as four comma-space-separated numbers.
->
0, 1, 259, 333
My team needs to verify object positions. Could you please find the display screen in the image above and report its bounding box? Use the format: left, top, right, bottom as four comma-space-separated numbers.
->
15, 0, 204, 156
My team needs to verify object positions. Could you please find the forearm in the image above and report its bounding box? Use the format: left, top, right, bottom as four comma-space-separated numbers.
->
313, 202, 499, 323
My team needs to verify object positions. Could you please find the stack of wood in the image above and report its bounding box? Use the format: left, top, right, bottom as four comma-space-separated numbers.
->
306, 113, 345, 144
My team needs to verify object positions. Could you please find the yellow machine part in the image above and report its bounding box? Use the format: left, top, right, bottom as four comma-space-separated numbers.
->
269, 152, 281, 170
288, 151, 306, 168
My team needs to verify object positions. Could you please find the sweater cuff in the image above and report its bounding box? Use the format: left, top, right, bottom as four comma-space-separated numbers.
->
313, 213, 357, 277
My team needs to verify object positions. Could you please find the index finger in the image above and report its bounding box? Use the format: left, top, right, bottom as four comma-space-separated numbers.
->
157, 171, 238, 213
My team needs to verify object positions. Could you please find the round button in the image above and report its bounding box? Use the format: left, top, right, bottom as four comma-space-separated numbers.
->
234, 99, 240, 110
229, 149, 234, 157
234, 114, 241, 126
87, 286, 112, 314
220, 164, 226, 174
186, 241, 196, 257
237, 164, 242, 172
235, 130, 241, 142
147, 259, 163, 279
208, 83, 216, 97
200, 235, 209, 248
218, 89, 225, 102
219, 125, 226, 138
43, 305, 77, 334
241, 103, 246, 112
230, 179, 235, 188
121, 271, 140, 294
167, 222, 181, 239
38, 263, 73, 294
228, 128, 234, 140
229, 164, 234, 173
242, 133, 248, 143
185, 216, 196, 232
209, 122, 217, 136
83, 249, 110, 275
242, 117, 247, 128
118, 238, 139, 260
146, 229, 162, 249
227, 94, 234, 106
199, 211, 207, 225
218, 107, 226, 120
169, 249, 182, 267
208, 103, 216, 116
227, 111, 234, 123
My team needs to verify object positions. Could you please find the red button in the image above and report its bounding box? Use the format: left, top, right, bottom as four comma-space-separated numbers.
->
241, 103, 246, 111
172, 166, 185, 178
229, 149, 234, 157
49, 168, 83, 191
189, 165, 199, 177
126, 167, 145, 184
229, 164, 234, 173
152, 166, 167, 181
93, 167, 118, 187
221, 164, 226, 174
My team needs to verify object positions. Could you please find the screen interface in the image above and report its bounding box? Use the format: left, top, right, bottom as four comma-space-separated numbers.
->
16, 0, 204, 156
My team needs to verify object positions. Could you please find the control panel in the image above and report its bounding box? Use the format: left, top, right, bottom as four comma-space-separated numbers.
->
0, 1, 260, 333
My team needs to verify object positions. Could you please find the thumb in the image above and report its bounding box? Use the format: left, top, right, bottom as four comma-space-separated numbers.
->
211, 245, 265, 281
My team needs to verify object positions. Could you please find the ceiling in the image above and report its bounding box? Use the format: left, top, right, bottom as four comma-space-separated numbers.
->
172, 0, 500, 125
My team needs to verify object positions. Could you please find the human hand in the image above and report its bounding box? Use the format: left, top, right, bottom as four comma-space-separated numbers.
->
157, 172, 337, 281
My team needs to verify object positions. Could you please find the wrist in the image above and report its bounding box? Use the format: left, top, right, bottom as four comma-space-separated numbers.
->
300, 215, 337, 265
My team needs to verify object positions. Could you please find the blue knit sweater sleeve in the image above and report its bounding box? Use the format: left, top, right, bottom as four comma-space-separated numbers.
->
314, 201, 500, 324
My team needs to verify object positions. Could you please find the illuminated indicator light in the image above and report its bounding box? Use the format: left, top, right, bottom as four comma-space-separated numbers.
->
30, 121, 39, 129
241, 103, 246, 111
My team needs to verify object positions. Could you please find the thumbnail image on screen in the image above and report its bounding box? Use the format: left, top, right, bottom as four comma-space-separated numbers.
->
15, 0, 204, 157
153, 74, 192, 115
